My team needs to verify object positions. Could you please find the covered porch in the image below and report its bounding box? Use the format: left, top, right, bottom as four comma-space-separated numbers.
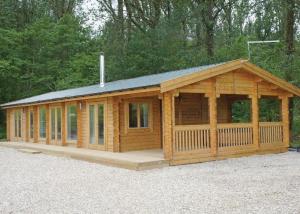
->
161, 67, 291, 165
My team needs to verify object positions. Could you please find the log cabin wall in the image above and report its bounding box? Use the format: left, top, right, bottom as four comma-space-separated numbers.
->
119, 96, 162, 152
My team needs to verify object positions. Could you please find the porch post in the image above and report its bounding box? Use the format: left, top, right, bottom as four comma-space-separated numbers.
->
208, 79, 217, 156
6, 109, 10, 141
281, 95, 289, 147
251, 84, 259, 149
162, 92, 173, 160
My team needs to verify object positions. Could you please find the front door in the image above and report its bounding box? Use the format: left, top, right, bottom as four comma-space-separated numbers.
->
50, 107, 62, 145
88, 102, 106, 150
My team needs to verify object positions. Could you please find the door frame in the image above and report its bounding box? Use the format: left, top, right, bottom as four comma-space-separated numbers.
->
49, 105, 62, 145
87, 100, 107, 151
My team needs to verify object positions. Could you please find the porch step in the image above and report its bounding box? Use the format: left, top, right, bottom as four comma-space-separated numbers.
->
18, 148, 41, 154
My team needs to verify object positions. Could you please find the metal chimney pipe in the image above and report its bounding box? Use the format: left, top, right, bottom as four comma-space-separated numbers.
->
100, 52, 105, 87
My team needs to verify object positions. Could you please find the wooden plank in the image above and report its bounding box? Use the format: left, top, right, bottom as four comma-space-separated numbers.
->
76, 101, 83, 148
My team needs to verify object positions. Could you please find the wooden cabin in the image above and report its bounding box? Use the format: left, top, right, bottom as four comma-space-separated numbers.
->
2, 59, 300, 165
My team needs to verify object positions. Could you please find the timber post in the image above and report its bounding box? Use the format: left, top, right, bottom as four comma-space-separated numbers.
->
61, 103, 67, 146
281, 95, 290, 147
251, 82, 259, 150
6, 109, 10, 141
33, 106, 39, 143
46, 105, 50, 144
77, 101, 83, 148
162, 92, 173, 160
208, 79, 217, 156
113, 97, 120, 152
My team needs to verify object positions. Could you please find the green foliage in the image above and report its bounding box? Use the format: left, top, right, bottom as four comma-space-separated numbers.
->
0, 0, 300, 142
231, 100, 251, 123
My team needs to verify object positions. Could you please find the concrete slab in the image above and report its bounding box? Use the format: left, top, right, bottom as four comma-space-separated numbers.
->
17, 148, 41, 154
0, 142, 169, 170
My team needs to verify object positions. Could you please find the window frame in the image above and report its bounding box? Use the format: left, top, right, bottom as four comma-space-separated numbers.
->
125, 100, 153, 132
49, 104, 62, 144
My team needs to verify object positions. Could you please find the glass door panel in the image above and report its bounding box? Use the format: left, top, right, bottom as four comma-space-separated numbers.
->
57, 108, 62, 140
98, 104, 104, 145
89, 103, 105, 148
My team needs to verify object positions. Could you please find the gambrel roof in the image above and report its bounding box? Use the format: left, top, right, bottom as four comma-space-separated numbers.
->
1, 59, 300, 108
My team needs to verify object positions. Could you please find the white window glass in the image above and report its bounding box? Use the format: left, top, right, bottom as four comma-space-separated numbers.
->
98, 104, 104, 145
67, 105, 77, 140
139, 103, 149, 128
89, 105, 95, 144
129, 103, 138, 128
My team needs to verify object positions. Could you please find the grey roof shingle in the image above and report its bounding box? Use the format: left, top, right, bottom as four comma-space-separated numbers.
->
1, 63, 222, 107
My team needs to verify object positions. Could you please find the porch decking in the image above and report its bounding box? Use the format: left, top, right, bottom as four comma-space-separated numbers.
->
0, 142, 168, 170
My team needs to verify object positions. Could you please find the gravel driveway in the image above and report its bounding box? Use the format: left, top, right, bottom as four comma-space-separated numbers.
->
0, 147, 300, 214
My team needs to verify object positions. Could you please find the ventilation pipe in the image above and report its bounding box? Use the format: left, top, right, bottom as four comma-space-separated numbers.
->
99, 52, 105, 87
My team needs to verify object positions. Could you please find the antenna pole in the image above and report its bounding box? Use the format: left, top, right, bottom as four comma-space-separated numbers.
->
247, 40, 280, 60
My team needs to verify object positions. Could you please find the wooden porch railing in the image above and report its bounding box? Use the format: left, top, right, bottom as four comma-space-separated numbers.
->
173, 125, 210, 153
217, 123, 253, 148
259, 122, 283, 145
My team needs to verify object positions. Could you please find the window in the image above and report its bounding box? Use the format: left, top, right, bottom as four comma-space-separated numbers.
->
14, 110, 22, 138
128, 103, 149, 128
39, 107, 46, 138
67, 105, 77, 140
29, 111, 34, 139
89, 103, 105, 146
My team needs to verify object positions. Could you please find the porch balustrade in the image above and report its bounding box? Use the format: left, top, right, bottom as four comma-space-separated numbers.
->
173, 122, 284, 155
259, 122, 283, 145
173, 125, 210, 153
217, 123, 253, 148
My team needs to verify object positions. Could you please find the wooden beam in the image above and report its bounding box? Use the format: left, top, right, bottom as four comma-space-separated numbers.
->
77, 101, 83, 148
113, 97, 120, 152
33, 106, 38, 143
61, 103, 67, 146
6, 109, 10, 141
25, 107, 29, 142
162, 92, 173, 160
281, 96, 290, 147
209, 79, 217, 156
251, 82, 259, 150
45, 105, 50, 144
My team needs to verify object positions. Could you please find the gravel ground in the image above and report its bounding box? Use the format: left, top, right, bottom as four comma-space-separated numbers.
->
0, 147, 300, 214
